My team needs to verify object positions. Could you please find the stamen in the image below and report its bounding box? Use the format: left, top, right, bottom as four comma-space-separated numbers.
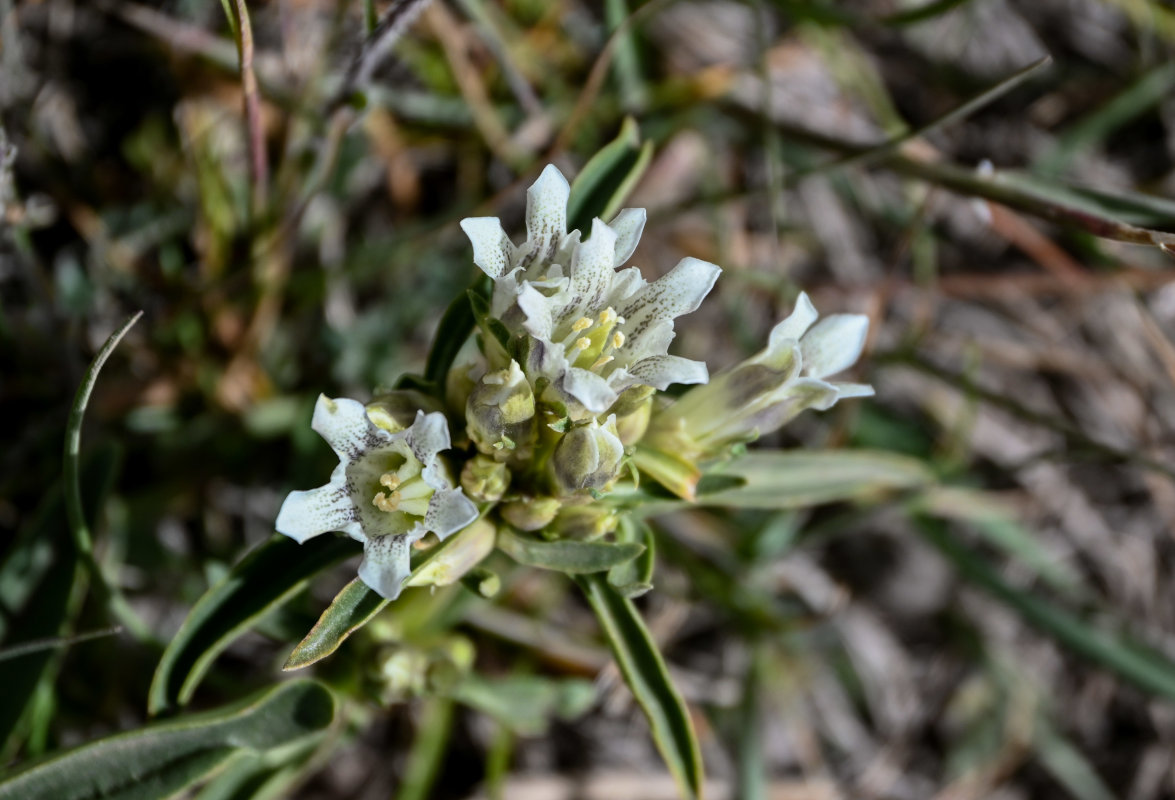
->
372, 491, 401, 512
571, 316, 593, 332
590, 355, 614, 371
611, 331, 625, 349
598, 307, 617, 325
380, 473, 401, 490
575, 336, 592, 351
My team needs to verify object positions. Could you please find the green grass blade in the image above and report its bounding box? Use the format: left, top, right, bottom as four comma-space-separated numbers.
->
0, 445, 122, 755
395, 696, 454, 800
148, 534, 357, 714
0, 680, 333, 800
918, 518, 1175, 701
576, 574, 703, 800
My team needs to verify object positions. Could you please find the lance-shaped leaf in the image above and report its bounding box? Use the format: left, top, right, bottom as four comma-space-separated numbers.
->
576, 574, 703, 800
0, 680, 333, 800
566, 116, 653, 233
498, 528, 644, 574
694, 450, 934, 510
148, 534, 357, 715
284, 521, 494, 670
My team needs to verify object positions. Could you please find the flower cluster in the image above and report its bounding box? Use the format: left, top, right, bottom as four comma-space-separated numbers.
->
277, 165, 873, 599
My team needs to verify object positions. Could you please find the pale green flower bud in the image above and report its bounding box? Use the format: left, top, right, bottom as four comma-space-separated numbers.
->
613, 395, 652, 446
460, 454, 511, 503
366, 390, 444, 433
406, 518, 497, 589
466, 360, 537, 459
551, 503, 619, 541
500, 496, 561, 531
551, 414, 624, 496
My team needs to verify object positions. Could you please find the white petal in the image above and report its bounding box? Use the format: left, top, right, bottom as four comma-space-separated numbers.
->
312, 395, 389, 462
521, 164, 570, 268
405, 411, 451, 468
767, 292, 818, 349
358, 533, 413, 600
517, 282, 563, 342
618, 257, 720, 338
800, 314, 869, 379
460, 217, 516, 279
424, 488, 479, 540
833, 382, 875, 399
609, 208, 646, 266
606, 266, 646, 306
626, 354, 709, 389
562, 367, 619, 414
275, 475, 359, 543
565, 218, 618, 320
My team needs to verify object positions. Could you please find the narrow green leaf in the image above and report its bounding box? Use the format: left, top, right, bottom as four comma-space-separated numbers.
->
63, 311, 151, 641
696, 450, 934, 510
608, 517, 655, 597
0, 680, 334, 800
567, 117, 652, 232
498, 528, 644, 574
424, 275, 491, 388
148, 534, 357, 714
283, 579, 388, 671
0, 445, 121, 754
918, 518, 1175, 702
284, 527, 490, 670
576, 574, 703, 800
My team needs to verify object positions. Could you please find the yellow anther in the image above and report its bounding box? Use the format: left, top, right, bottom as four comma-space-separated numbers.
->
575, 336, 592, 351
611, 331, 625, 349
372, 491, 401, 512
571, 316, 593, 332
379, 473, 401, 490
598, 307, 617, 325
590, 355, 614, 371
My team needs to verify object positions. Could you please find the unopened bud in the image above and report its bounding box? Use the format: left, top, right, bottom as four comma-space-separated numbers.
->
460, 454, 511, 503
614, 396, 652, 445
551, 503, 619, 541
500, 496, 561, 531
466, 360, 537, 458
366, 390, 443, 433
551, 415, 624, 495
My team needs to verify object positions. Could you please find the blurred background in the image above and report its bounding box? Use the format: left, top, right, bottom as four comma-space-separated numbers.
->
5, 0, 1175, 797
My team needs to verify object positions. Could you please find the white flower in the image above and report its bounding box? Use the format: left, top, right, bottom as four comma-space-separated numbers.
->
650, 292, 874, 453
276, 395, 479, 600
460, 165, 721, 418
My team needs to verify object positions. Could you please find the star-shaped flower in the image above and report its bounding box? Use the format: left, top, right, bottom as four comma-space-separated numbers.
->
276, 396, 479, 599
460, 165, 721, 419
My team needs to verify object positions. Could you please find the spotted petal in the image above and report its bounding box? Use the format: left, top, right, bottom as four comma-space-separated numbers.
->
424, 488, 479, 540
564, 218, 619, 324
618, 257, 720, 352
625, 354, 709, 390
460, 217, 516, 279
519, 165, 570, 269
358, 533, 413, 600
275, 466, 359, 543
311, 395, 389, 462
